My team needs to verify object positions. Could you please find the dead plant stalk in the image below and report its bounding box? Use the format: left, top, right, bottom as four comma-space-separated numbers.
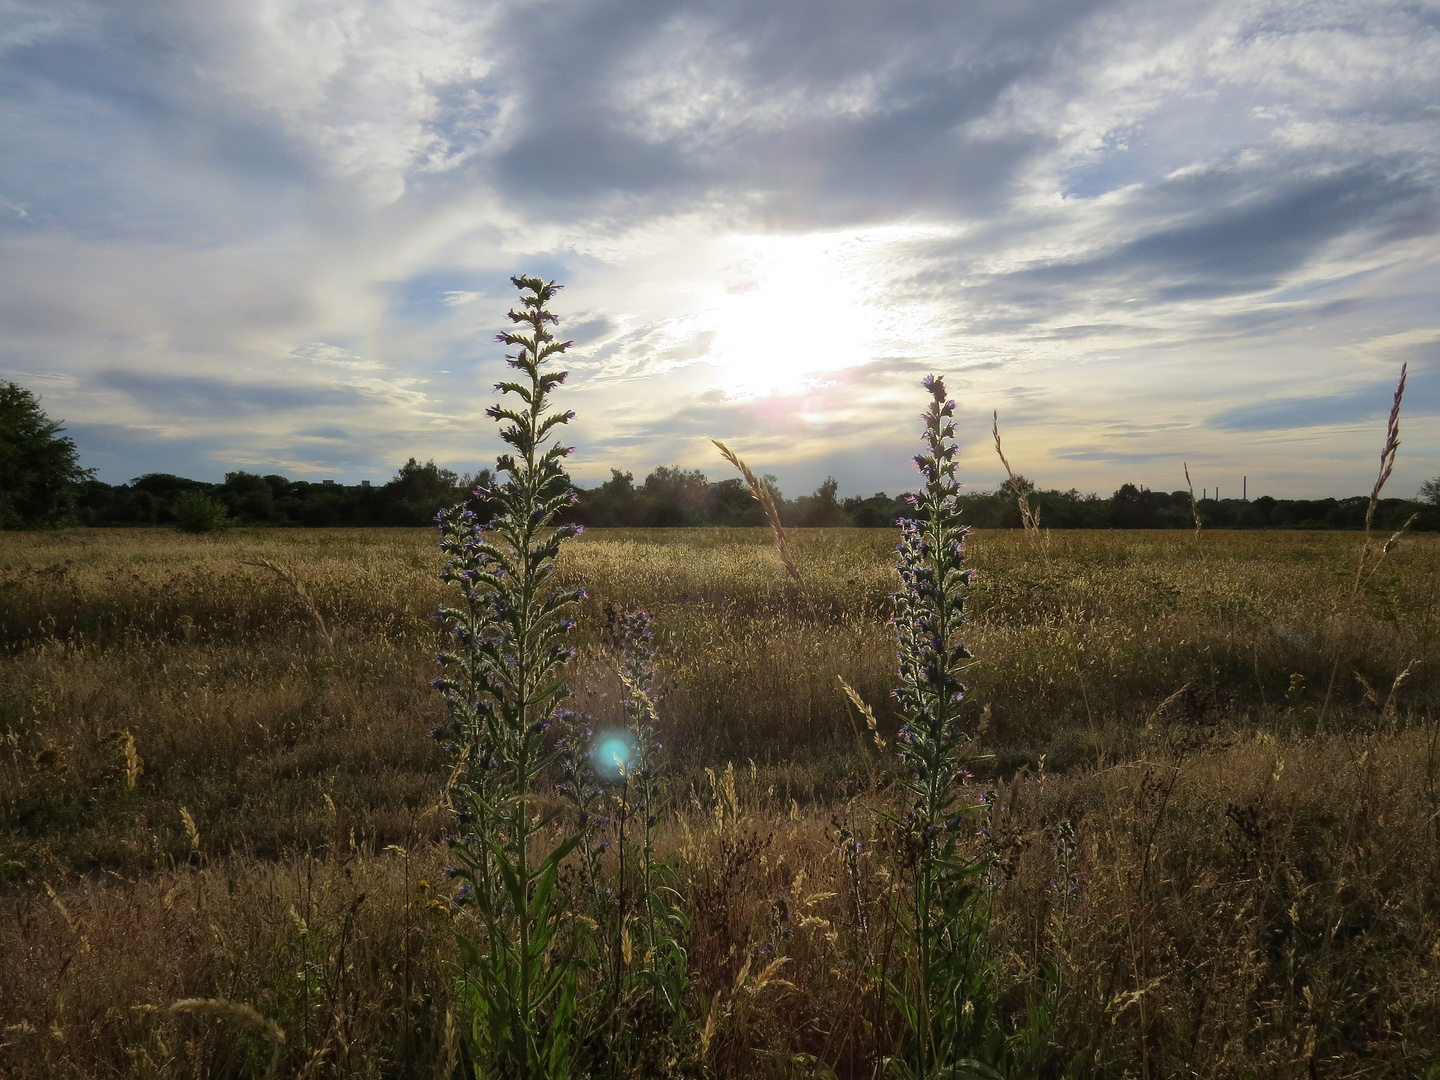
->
712, 439, 801, 581
1184, 463, 1202, 541
993, 411, 1046, 551
1319, 363, 1417, 728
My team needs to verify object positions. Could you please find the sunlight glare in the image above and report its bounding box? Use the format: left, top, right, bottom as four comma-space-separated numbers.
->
698, 229, 924, 397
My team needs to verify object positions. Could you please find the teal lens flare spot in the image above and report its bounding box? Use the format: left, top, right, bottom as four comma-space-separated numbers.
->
591, 732, 636, 779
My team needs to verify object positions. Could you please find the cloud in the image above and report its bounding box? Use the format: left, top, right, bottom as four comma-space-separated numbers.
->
484, 0, 1119, 223
1210, 363, 1440, 432
1053, 447, 1170, 464
94, 369, 370, 416
1074, 160, 1431, 298
0, 0, 1438, 496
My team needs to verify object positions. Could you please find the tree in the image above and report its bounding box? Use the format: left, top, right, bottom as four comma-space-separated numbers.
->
998, 473, 1035, 500
641, 465, 710, 526
380, 457, 476, 525
791, 476, 849, 526
220, 471, 279, 523
708, 476, 766, 526
1420, 477, 1440, 505
578, 468, 642, 525
0, 382, 93, 529
1111, 482, 1161, 529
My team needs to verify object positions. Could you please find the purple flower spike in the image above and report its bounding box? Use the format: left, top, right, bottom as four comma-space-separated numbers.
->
893, 374, 984, 916
429, 276, 586, 939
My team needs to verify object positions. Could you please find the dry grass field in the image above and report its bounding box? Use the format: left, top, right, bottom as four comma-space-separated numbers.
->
2, 525, 1439, 1078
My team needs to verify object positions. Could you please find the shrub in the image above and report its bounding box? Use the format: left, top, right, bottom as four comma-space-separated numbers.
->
172, 490, 232, 533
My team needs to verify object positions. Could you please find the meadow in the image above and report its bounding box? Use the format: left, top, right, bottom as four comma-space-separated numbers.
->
2, 524, 1438, 1078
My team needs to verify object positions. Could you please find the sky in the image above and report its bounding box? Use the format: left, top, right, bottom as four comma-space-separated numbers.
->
1, 0, 1438, 500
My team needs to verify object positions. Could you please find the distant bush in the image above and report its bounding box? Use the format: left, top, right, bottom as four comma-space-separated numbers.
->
172, 491, 232, 533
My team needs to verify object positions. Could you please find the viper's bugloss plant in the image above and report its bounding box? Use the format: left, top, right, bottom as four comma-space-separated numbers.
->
560, 610, 689, 1075
432, 275, 586, 1079
886, 375, 999, 1080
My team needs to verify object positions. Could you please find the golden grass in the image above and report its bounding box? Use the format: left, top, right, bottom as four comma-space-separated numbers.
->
2, 525, 1439, 1076
11, 727, 1435, 1077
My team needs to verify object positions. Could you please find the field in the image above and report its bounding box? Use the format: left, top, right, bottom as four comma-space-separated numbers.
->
3, 525, 1439, 1078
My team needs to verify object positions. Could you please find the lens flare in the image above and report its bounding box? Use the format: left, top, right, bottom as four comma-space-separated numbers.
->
591, 731, 636, 779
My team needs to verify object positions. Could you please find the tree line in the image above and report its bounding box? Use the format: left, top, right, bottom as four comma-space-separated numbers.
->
61, 466, 1440, 532
72, 460, 491, 529
4, 381, 1438, 531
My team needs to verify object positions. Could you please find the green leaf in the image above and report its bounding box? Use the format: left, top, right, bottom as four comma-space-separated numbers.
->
456, 934, 482, 970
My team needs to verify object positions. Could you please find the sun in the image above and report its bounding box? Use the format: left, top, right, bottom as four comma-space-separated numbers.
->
695, 228, 928, 397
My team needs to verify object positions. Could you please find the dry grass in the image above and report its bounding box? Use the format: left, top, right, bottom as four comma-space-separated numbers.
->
992, 410, 1043, 539
712, 441, 801, 581
3, 525, 1439, 1077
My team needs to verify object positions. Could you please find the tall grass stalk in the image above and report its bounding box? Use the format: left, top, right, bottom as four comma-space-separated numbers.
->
1183, 463, 1202, 541
431, 275, 587, 1078
241, 558, 336, 652
614, 612, 689, 1069
1319, 363, 1416, 728
615, 611, 676, 977
888, 377, 997, 1080
169, 998, 286, 1080
991, 411, 1043, 545
712, 439, 800, 581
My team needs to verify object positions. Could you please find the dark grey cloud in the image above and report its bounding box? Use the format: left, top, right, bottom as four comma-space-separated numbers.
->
917, 155, 1440, 335
484, 0, 1122, 223
95, 369, 368, 417
1205, 299, 1370, 338
0, 6, 311, 243
1034, 323, 1134, 340
644, 396, 874, 441
1101, 161, 1438, 301
565, 315, 618, 346
62, 421, 237, 482
1210, 363, 1440, 432
1053, 447, 1168, 464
